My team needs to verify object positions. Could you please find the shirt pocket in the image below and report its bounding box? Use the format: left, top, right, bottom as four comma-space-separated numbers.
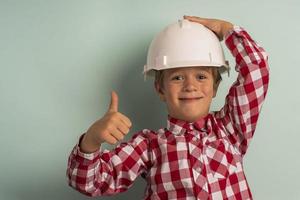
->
204, 139, 240, 179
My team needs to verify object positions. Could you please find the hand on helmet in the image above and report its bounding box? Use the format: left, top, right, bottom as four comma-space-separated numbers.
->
183, 16, 233, 41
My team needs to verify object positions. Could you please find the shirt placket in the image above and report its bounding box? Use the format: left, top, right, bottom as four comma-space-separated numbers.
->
186, 124, 209, 199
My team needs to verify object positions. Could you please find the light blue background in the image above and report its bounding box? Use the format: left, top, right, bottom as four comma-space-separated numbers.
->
1, 0, 299, 199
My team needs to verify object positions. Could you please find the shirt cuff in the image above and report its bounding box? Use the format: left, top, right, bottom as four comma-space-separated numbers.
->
224, 25, 245, 41
73, 133, 101, 162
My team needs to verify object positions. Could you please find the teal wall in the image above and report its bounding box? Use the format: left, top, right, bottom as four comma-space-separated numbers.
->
1, 0, 299, 199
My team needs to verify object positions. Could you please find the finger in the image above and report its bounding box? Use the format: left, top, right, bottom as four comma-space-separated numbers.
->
108, 90, 118, 112
116, 122, 130, 135
183, 16, 222, 40
105, 134, 118, 145
184, 15, 209, 25
119, 113, 132, 128
109, 127, 125, 141
184, 15, 206, 21
184, 15, 202, 21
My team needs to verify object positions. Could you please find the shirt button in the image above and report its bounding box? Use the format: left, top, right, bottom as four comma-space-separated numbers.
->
192, 137, 197, 141
200, 128, 207, 132
196, 167, 201, 173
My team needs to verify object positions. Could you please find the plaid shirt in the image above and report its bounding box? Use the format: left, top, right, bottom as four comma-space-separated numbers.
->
67, 26, 269, 200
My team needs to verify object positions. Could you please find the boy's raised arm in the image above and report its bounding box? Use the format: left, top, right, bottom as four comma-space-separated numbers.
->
219, 26, 269, 155
184, 16, 270, 155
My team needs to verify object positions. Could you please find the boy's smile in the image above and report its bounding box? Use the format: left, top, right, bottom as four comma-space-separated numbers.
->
156, 67, 217, 122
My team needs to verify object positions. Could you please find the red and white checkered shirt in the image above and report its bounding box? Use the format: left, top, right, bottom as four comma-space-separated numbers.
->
67, 26, 269, 200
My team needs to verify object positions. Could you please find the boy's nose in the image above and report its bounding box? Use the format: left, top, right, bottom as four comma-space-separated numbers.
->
183, 78, 198, 92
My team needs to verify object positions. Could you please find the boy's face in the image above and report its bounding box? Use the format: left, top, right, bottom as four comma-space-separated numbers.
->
155, 67, 217, 122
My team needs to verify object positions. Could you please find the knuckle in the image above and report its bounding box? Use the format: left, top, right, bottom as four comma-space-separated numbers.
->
119, 135, 124, 140
108, 140, 116, 145
107, 138, 117, 145
124, 128, 129, 134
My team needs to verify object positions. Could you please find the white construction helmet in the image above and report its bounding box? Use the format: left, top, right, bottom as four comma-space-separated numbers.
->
143, 19, 229, 78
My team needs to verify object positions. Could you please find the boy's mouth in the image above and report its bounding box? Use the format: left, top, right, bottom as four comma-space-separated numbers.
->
178, 97, 202, 101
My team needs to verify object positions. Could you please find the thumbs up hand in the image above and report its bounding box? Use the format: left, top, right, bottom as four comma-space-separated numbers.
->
80, 91, 132, 153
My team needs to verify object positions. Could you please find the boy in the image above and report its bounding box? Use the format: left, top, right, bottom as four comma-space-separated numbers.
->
67, 16, 269, 199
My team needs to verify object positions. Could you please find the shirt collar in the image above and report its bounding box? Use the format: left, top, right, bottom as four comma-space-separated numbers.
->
167, 114, 209, 135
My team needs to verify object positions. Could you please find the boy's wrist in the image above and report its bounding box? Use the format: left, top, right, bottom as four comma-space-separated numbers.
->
79, 132, 101, 153
222, 22, 234, 39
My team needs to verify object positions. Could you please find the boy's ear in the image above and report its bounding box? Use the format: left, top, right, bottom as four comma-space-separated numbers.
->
213, 89, 217, 98
213, 81, 221, 98
154, 81, 166, 101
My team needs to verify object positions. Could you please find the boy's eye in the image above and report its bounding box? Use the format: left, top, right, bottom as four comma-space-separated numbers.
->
171, 75, 184, 81
197, 74, 207, 80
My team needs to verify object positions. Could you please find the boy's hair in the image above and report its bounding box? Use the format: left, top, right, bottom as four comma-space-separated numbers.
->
154, 67, 222, 91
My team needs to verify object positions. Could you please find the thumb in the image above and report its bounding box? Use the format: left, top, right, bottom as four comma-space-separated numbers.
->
108, 90, 118, 112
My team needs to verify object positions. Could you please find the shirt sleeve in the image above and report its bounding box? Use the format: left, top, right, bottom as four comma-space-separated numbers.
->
66, 131, 151, 197
215, 26, 270, 156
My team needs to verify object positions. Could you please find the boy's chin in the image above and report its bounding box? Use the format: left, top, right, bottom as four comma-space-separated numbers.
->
174, 112, 208, 123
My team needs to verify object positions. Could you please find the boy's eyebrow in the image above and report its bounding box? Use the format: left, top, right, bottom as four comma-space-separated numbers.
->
167, 67, 211, 74
195, 67, 211, 72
